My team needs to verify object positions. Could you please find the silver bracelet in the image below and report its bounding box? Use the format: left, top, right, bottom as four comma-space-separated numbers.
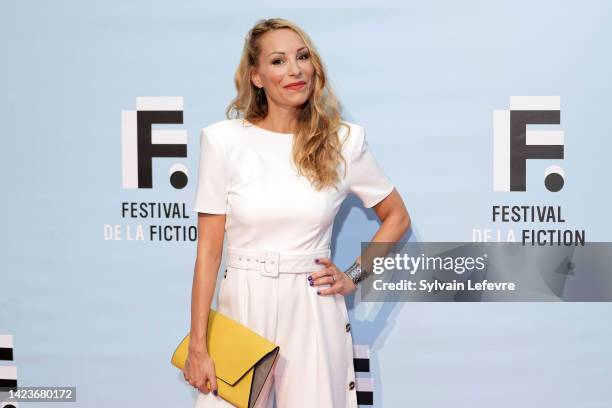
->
344, 260, 369, 285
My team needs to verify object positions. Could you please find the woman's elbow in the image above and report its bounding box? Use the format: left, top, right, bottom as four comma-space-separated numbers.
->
384, 207, 411, 235
400, 211, 411, 234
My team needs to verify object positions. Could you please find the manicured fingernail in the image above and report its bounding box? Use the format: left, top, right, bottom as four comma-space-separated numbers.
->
309, 281, 313, 286
307, 275, 313, 281
213, 389, 218, 396
314, 258, 319, 263
317, 290, 320, 295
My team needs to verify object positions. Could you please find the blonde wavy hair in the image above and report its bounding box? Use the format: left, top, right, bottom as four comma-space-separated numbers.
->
225, 18, 349, 191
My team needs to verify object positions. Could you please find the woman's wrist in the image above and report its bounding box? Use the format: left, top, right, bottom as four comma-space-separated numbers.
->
188, 345, 208, 357
188, 333, 208, 356
344, 258, 369, 286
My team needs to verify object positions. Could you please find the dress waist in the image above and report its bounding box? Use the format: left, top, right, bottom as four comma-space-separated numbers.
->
226, 246, 330, 277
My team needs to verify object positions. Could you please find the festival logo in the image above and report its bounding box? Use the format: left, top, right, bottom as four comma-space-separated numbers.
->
493, 96, 564, 192
121, 96, 188, 189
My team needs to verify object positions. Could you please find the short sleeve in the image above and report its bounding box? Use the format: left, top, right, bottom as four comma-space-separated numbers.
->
347, 125, 394, 208
193, 128, 229, 214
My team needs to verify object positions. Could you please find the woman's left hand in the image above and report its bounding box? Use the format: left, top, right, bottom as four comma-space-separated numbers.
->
308, 257, 357, 296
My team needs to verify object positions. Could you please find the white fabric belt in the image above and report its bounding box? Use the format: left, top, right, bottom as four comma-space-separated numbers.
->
226, 246, 331, 277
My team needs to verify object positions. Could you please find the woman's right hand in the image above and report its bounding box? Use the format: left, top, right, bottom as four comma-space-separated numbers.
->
183, 349, 219, 395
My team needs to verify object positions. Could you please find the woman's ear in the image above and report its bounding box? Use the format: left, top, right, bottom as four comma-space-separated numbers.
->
250, 69, 262, 89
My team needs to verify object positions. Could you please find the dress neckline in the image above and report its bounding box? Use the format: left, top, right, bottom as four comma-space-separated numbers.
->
242, 119, 294, 137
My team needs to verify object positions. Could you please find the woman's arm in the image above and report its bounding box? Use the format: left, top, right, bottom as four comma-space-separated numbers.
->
355, 188, 411, 274
189, 213, 226, 355
369, 188, 411, 243
182, 212, 225, 394
312, 188, 410, 295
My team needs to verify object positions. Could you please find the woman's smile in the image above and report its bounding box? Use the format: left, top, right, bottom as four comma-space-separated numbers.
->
283, 81, 306, 91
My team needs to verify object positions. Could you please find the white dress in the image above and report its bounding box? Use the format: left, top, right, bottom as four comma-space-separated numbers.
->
192, 118, 394, 408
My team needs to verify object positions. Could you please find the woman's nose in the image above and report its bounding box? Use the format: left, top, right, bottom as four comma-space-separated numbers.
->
287, 59, 302, 75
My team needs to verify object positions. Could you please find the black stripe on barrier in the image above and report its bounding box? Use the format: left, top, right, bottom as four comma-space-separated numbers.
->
0, 379, 17, 388
0, 348, 13, 361
357, 390, 373, 405
353, 357, 370, 373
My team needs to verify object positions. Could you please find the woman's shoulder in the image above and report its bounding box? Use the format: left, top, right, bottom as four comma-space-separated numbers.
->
338, 120, 366, 159
202, 118, 245, 135
199, 118, 247, 146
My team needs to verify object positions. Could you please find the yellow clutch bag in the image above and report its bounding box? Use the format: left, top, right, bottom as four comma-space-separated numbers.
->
171, 309, 279, 408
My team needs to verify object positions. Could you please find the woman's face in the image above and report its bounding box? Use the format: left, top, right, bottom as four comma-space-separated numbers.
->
251, 28, 315, 109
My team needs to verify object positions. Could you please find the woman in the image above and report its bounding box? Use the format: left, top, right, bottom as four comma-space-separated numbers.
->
183, 18, 410, 408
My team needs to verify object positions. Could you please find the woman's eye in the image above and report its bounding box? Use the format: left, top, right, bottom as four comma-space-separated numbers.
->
272, 54, 309, 65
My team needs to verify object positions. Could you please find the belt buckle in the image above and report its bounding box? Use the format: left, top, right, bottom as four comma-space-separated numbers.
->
258, 250, 280, 277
